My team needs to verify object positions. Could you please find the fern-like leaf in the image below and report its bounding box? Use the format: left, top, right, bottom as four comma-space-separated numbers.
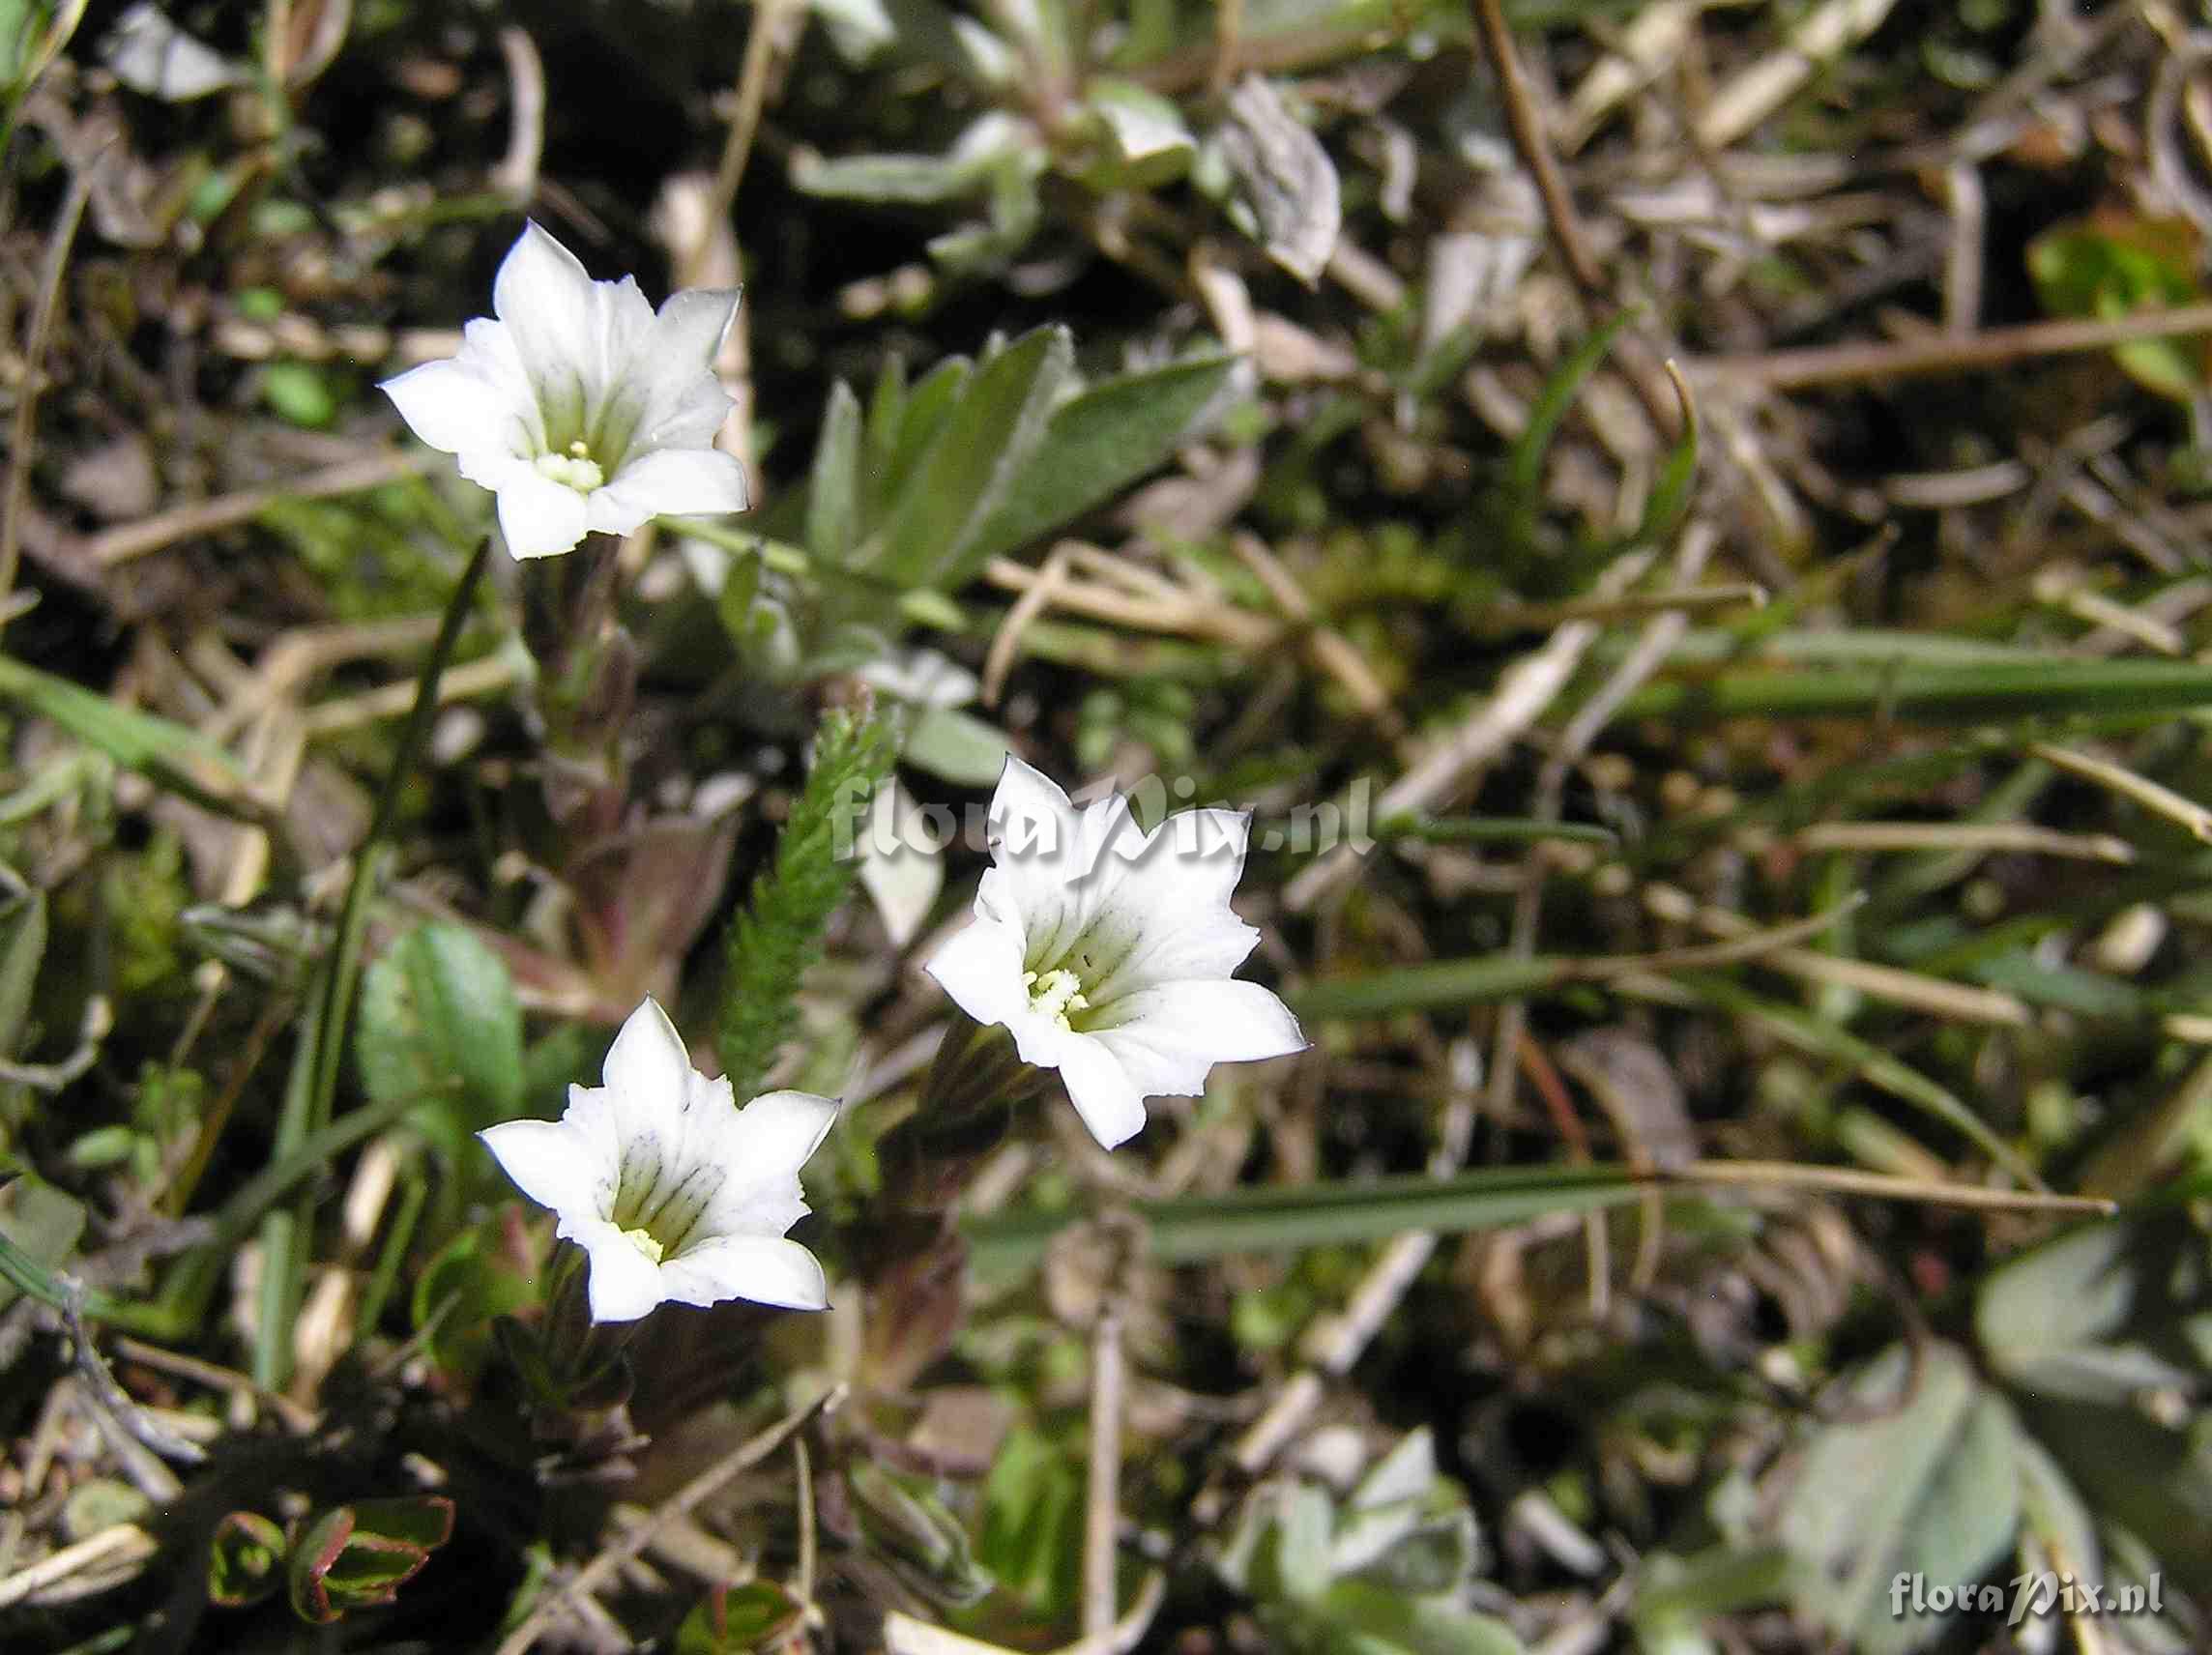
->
717, 706, 896, 1100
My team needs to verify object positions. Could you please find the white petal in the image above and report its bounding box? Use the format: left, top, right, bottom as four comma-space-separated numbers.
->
477, 1118, 603, 1218
379, 357, 512, 457
659, 1235, 828, 1311
1084, 808, 1261, 1000
1054, 1032, 1149, 1148
575, 1222, 668, 1322
585, 448, 749, 536
490, 223, 657, 448
978, 757, 1141, 967
629, 288, 741, 450
732, 1089, 840, 1176
1091, 979, 1306, 1097
603, 996, 694, 1118
923, 916, 1032, 1031
494, 469, 592, 559
491, 224, 599, 423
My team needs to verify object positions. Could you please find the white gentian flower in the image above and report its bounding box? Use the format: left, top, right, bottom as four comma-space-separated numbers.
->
924, 757, 1306, 1148
380, 222, 749, 560
478, 997, 836, 1322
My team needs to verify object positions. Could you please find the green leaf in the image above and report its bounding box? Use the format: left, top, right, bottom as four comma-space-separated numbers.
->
1976, 1213, 2207, 1407
678, 1580, 806, 1654
0, 881, 44, 1060
0, 653, 269, 824
869, 324, 1073, 589
847, 1461, 995, 1608
806, 380, 864, 565
965, 1163, 1643, 1271
0, 1174, 85, 1317
961, 353, 1238, 575
1617, 656, 2212, 723
1301, 1581, 1528, 1655
1289, 955, 1573, 1019
979, 1424, 1085, 1618
287, 1496, 452, 1625
718, 706, 897, 1098
1772, 1342, 2020, 1654
411, 1214, 537, 1382
356, 922, 525, 1154
208, 1511, 287, 1608
1084, 76, 1196, 188
903, 706, 1010, 785
874, 356, 972, 525
2029, 215, 2206, 401
1504, 308, 1639, 553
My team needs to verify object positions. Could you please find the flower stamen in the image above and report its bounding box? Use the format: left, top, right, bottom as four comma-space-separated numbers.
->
619, 1226, 665, 1263
534, 438, 605, 494
1023, 968, 1091, 1031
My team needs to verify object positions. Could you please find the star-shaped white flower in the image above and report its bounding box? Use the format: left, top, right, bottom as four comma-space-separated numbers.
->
380, 222, 750, 560
924, 758, 1306, 1148
478, 997, 836, 1322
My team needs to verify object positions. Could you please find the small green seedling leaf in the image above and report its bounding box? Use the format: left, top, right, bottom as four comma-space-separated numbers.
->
677, 1579, 806, 1654
287, 1495, 453, 1625
209, 1511, 288, 1609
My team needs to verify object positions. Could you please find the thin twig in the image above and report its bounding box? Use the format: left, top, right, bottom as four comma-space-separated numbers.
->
2031, 741, 2212, 844
1468, 0, 1679, 437
1693, 304, 2212, 392
1672, 1159, 2111, 1216
86, 451, 430, 567
1082, 1309, 1125, 1641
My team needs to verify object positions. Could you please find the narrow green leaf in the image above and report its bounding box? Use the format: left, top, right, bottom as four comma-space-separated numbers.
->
963, 1163, 1642, 1271
872, 355, 971, 526
1616, 656, 2212, 723
806, 380, 864, 565
0, 653, 268, 824
961, 353, 1237, 575
1674, 972, 2037, 1183
1506, 309, 1640, 547
1288, 956, 1572, 1020
0, 1175, 85, 1315
872, 325, 1073, 588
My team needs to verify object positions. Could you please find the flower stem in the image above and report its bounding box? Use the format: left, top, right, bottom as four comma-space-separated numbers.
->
253, 537, 493, 1390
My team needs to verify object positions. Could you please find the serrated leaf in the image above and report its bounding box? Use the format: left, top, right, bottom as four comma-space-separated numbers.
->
959, 353, 1237, 577
357, 923, 525, 1156
870, 324, 1072, 589
807, 380, 864, 565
